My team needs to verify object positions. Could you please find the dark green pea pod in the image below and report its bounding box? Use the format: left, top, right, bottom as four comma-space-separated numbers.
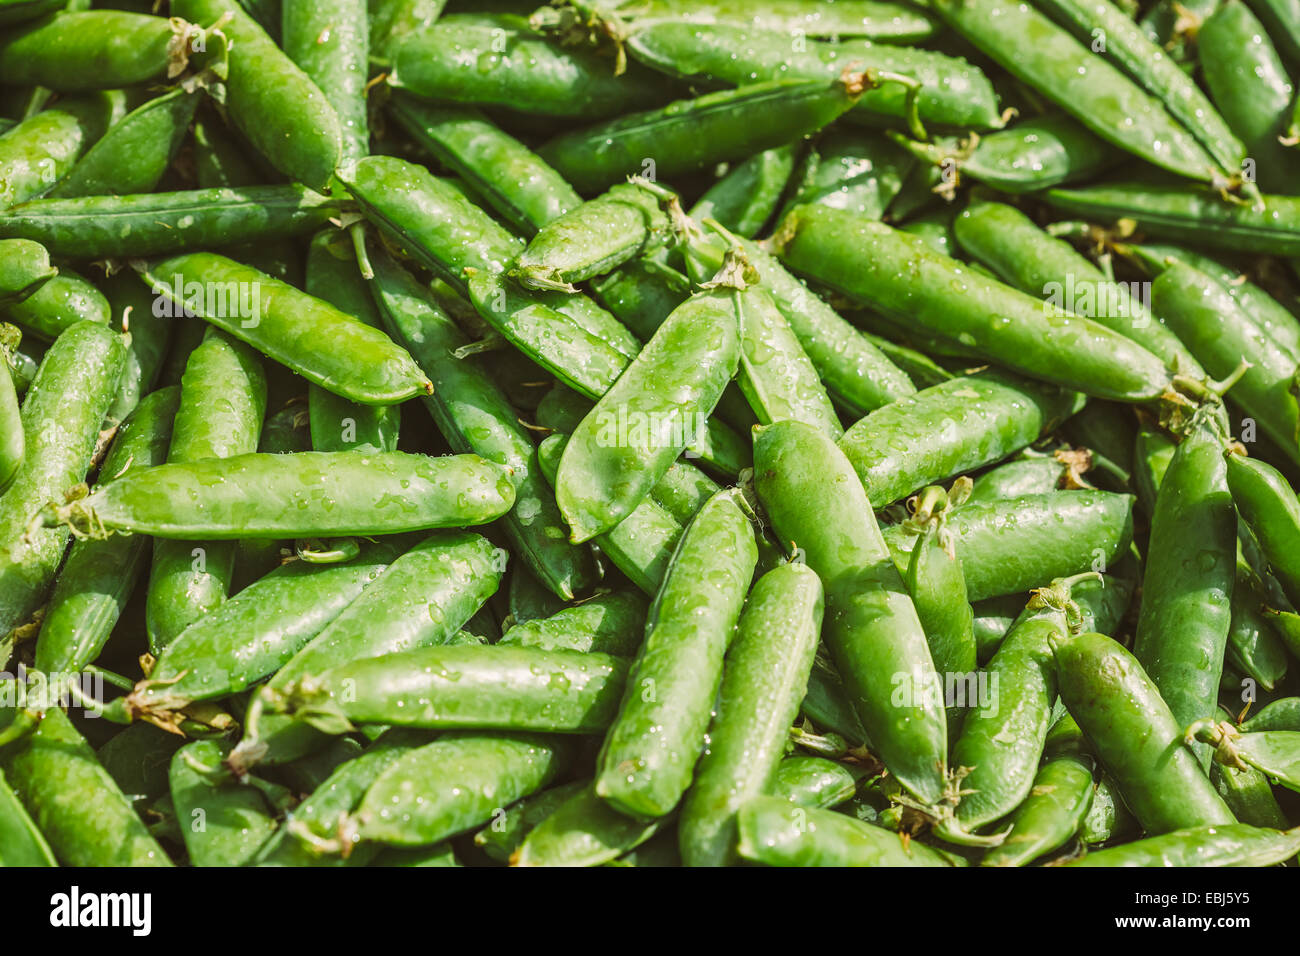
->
688, 144, 799, 239
141, 252, 431, 406
588, 259, 690, 342
1067, 822, 1300, 866
539, 76, 868, 195
0, 320, 126, 639
170, 738, 279, 867
174, 0, 342, 190
980, 752, 1094, 867
769, 755, 866, 810
499, 591, 648, 655
678, 562, 824, 866
506, 565, 565, 626
970, 593, 1024, 663
1227, 452, 1300, 605
839, 370, 1085, 508
472, 779, 585, 864
1133, 422, 1176, 515
283, 0, 369, 164
776, 206, 1176, 404
1080, 773, 1140, 845
1211, 750, 1290, 829
928, 0, 1224, 185
3, 266, 108, 344
1227, 588, 1289, 692
556, 289, 741, 542
32, 385, 179, 673
1138, 0, 1220, 64
350, 731, 576, 848
1060, 400, 1136, 489
755, 420, 948, 806
779, 129, 913, 223
101, 272, 175, 427
0, 0, 64, 26
48, 87, 198, 198
1056, 632, 1236, 834
0, 342, 21, 493
387, 93, 580, 237
1193, 721, 1300, 793
259, 404, 309, 455
96, 723, 186, 809
513, 783, 664, 867
0, 706, 169, 866
367, 243, 597, 599
0, 185, 341, 258
0, 238, 54, 305
0, 766, 55, 865
736, 797, 957, 867
892, 114, 1118, 194
516, 182, 674, 291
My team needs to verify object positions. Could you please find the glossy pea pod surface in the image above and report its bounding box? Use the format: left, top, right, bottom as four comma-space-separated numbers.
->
1227, 453, 1300, 607
736, 797, 956, 867
0, 11, 192, 91
1066, 824, 1300, 866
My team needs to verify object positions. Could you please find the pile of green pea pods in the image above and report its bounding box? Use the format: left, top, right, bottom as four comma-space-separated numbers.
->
2, 0, 1300, 869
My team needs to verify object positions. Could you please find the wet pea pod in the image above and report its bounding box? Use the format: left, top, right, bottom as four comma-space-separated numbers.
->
567, 0, 942, 40
1208, 707, 1290, 828
588, 259, 691, 342
980, 751, 1094, 867
101, 271, 175, 428
778, 129, 914, 223
754, 420, 947, 806
0, 239, 54, 306
839, 370, 1085, 508
472, 779, 585, 864
1227, 452, 1300, 607
368, 0, 447, 55
678, 562, 824, 867
169, 738, 281, 867
1227, 584, 1290, 691
0, 766, 55, 866
1248, 0, 1300, 63
512, 782, 664, 867
2, 265, 108, 343
0, 185, 341, 258
968, 451, 1094, 502
367, 243, 597, 599
0, 337, 21, 494
141, 251, 431, 406
282, 0, 369, 164
499, 591, 648, 656
1081, 773, 1141, 845
736, 797, 957, 867
1056, 631, 1236, 834
1065, 822, 1300, 866
688, 144, 799, 240
774, 206, 1176, 404
1244, 697, 1300, 733
769, 756, 867, 810
0, 91, 124, 207
0, 320, 126, 640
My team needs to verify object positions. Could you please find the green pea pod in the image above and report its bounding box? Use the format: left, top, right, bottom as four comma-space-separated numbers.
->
1133, 422, 1176, 515
0, 766, 55, 865
32, 385, 179, 672
769, 756, 866, 810
170, 738, 279, 867
585, 0, 941, 39
679, 562, 824, 866
689, 144, 798, 239
1080, 773, 1140, 845
506, 567, 565, 627
174, 0, 342, 190
513, 783, 663, 867
1227, 453, 1300, 606
0, 238, 54, 305
0, 351, 20, 494
799, 655, 869, 746
1227, 587, 1289, 691
387, 93, 580, 237
539, 77, 867, 195
48, 88, 198, 198
102, 272, 175, 427
980, 751, 1094, 867
368, 0, 446, 54
556, 290, 741, 542
754, 420, 947, 806
780, 130, 914, 223
367, 243, 597, 599
282, 0, 369, 164
352, 731, 575, 847
970, 593, 1024, 663
0, 706, 170, 865
141, 252, 431, 406
4, 267, 108, 351
968, 455, 1088, 502
1067, 823, 1300, 866
0, 0, 64, 27
1244, 697, 1300, 733
595, 489, 758, 819
644, 459, 721, 525
1055, 631, 1236, 834
1211, 760, 1290, 829
839, 371, 1085, 508
0, 185, 341, 258
499, 591, 648, 656
736, 797, 957, 867
588, 259, 690, 342
0, 321, 125, 640
96, 722, 187, 809
472, 779, 586, 864
1247, 0, 1300, 63
776, 206, 1175, 403
928, 0, 1223, 184
0, 95, 121, 205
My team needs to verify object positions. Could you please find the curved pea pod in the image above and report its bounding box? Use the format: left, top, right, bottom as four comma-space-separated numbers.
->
594, 0, 941, 39
0, 185, 341, 258
737, 797, 957, 867
754, 420, 947, 806
141, 252, 431, 406
516, 182, 674, 290
1196, 722, 1300, 795
47, 88, 198, 198
305, 232, 400, 455
511, 783, 663, 867
101, 272, 175, 427
970, 593, 1024, 663
282, 0, 369, 164
1067, 823, 1300, 866
3, 266, 109, 343
689, 144, 799, 239
368, 0, 446, 54
0, 351, 20, 494
0, 0, 63, 26
1244, 697, 1300, 733
337, 155, 523, 296
0, 95, 121, 204
1133, 422, 1176, 515
1248, 0, 1300, 63
173, 0, 342, 190
0, 239, 54, 306
589, 259, 690, 342
968, 454, 1091, 502
1227, 585, 1289, 692
928, 0, 1222, 184
499, 592, 648, 656
799, 654, 869, 746
170, 738, 279, 867
32, 386, 179, 673
556, 290, 741, 543
385, 13, 668, 121
539, 77, 867, 196
1056, 632, 1236, 834
678, 562, 824, 867
0, 766, 55, 865
350, 731, 576, 847
1080, 773, 1139, 845
883, 491, 1136, 602
1227, 453, 1300, 606
45, 451, 516, 539
770, 756, 866, 810
1211, 758, 1290, 829
0, 321, 126, 639
644, 459, 720, 526
507, 567, 565, 627
367, 244, 596, 600
839, 371, 1085, 508
980, 751, 1094, 867
1045, 181, 1300, 256
775, 206, 1176, 404
387, 93, 580, 237
0, 707, 170, 866
472, 779, 586, 864
780, 129, 913, 223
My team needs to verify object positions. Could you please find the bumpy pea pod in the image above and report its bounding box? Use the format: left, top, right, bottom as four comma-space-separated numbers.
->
775, 206, 1177, 404
736, 797, 957, 867
754, 420, 947, 806
595, 489, 758, 819
1056, 632, 1236, 834
2, 265, 108, 343
981, 750, 1094, 866
1227, 452, 1300, 607
499, 591, 648, 656
0, 239, 54, 306
678, 562, 824, 867
1081, 774, 1140, 845
0, 321, 125, 641
282, 0, 369, 164
1067, 823, 1300, 866
0, 766, 55, 865
688, 144, 798, 239
770, 756, 867, 810
839, 370, 1085, 508
170, 738, 280, 867
0, 706, 169, 865
32, 385, 179, 672
512, 783, 664, 867
0, 92, 122, 205
367, 243, 596, 599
